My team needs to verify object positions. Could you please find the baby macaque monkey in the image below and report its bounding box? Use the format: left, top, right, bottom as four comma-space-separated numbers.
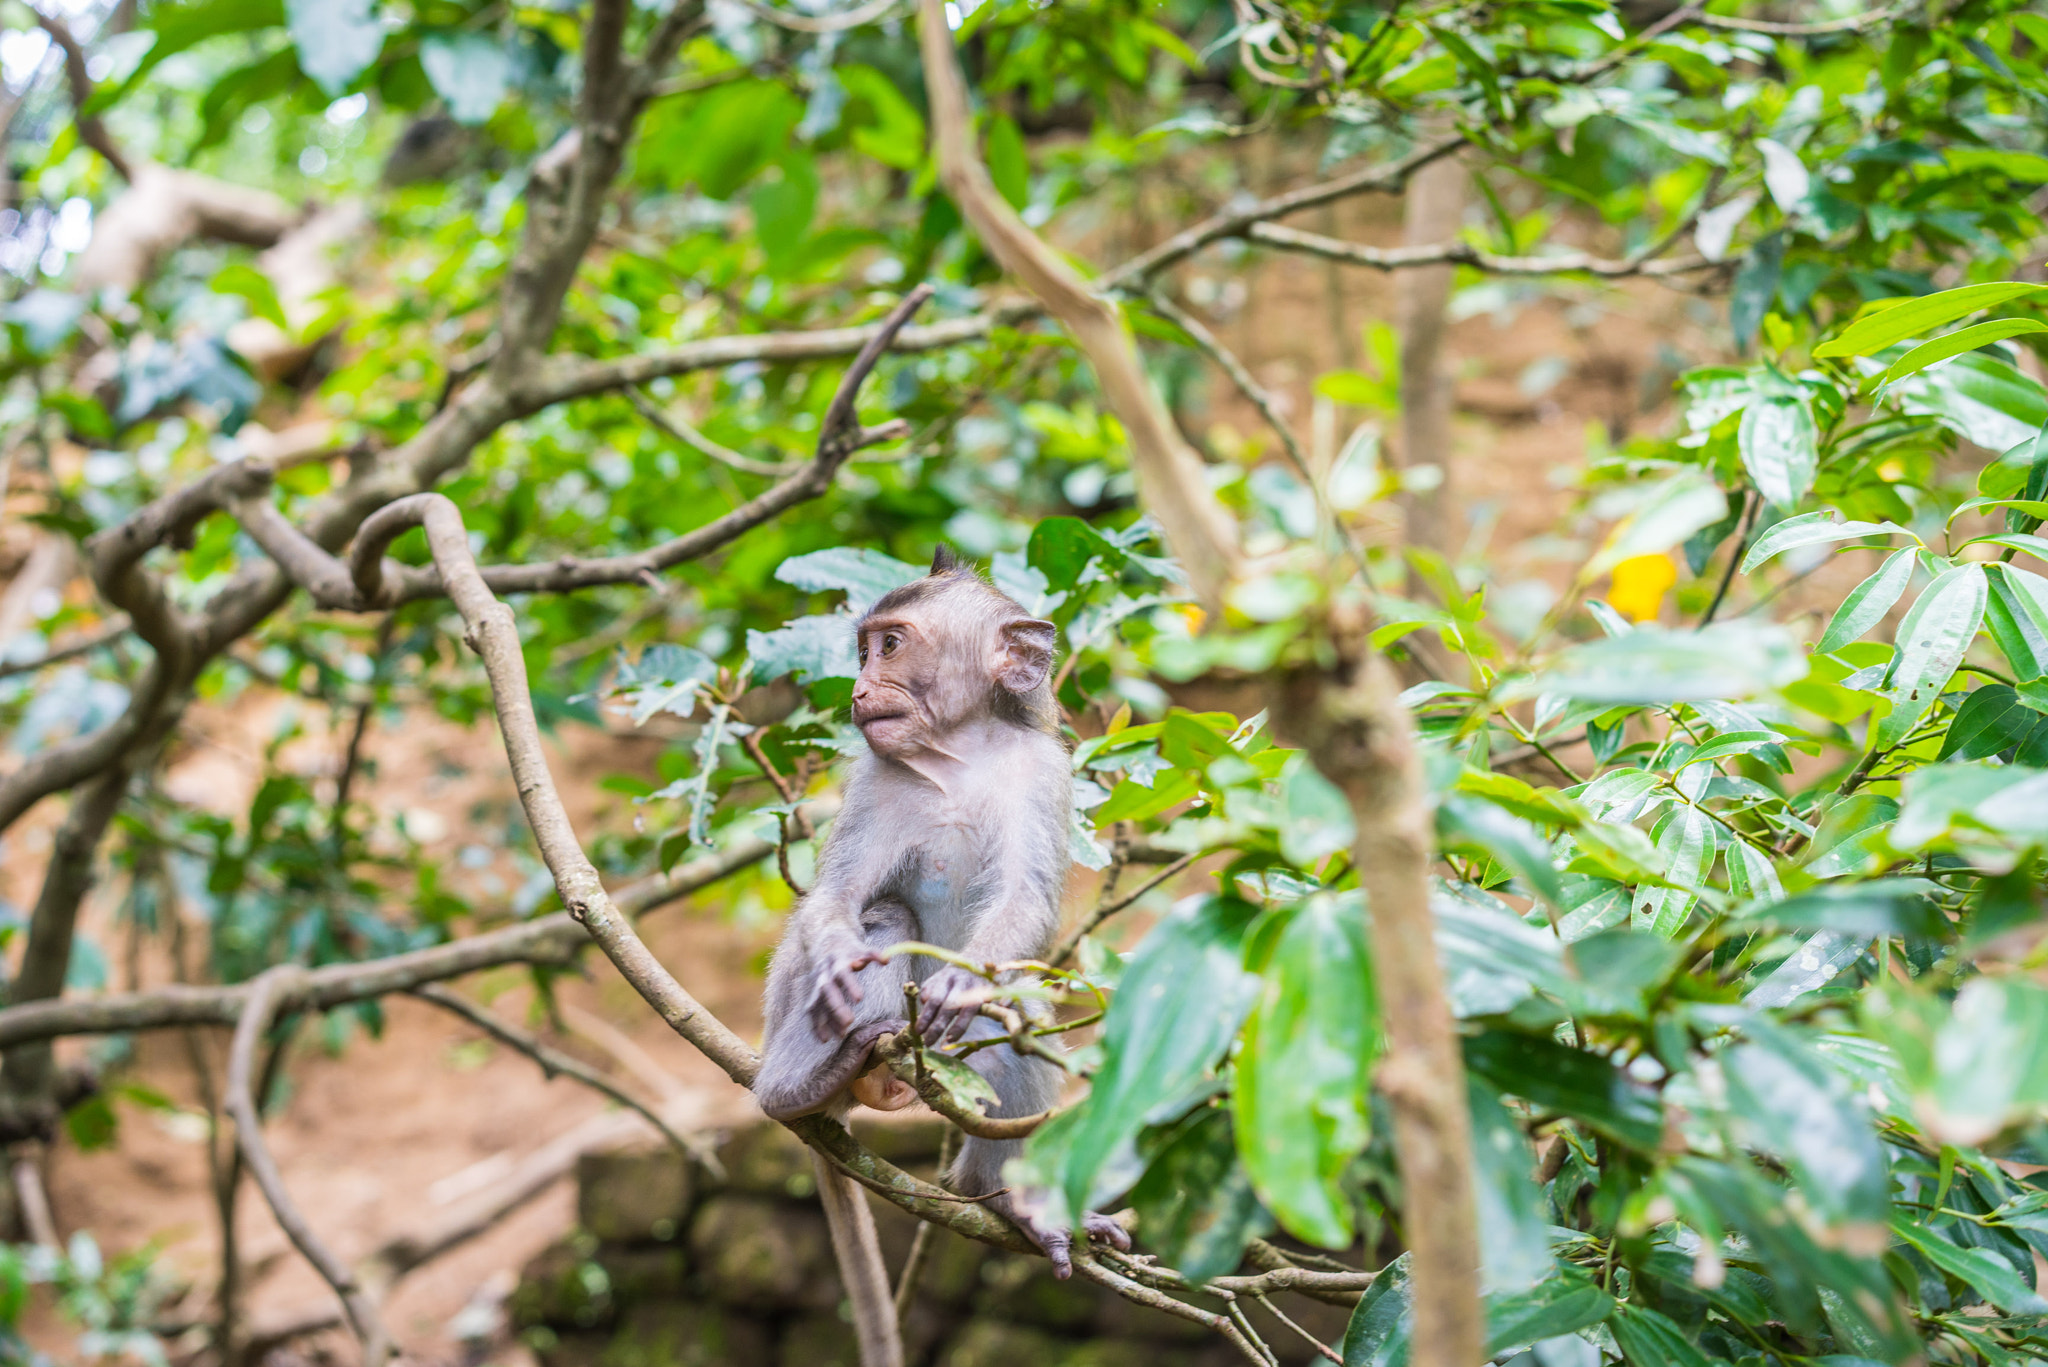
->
754, 547, 1130, 1283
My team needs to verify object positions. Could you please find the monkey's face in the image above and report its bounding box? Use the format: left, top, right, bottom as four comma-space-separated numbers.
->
851, 617, 944, 756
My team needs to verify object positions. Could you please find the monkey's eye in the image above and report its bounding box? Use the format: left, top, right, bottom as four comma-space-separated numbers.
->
881, 632, 901, 657
857, 644, 868, 665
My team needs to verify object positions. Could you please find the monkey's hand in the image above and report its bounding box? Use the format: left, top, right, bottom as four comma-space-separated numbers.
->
916, 965, 992, 1045
807, 948, 887, 1043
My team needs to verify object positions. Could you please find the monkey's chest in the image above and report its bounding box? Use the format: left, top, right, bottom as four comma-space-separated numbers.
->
900, 826, 979, 937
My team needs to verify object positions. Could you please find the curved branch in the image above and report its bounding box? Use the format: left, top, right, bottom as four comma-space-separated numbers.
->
225, 967, 389, 1362
410, 984, 718, 1168
626, 388, 803, 477
31, 8, 132, 180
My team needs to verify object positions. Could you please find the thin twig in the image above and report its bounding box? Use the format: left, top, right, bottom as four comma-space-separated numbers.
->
626, 387, 803, 477
225, 967, 388, 1363
1698, 490, 1760, 629
1142, 287, 1313, 485
892, 1126, 956, 1327
733, 0, 899, 30
1256, 1294, 1343, 1363
1051, 853, 1200, 966
410, 985, 718, 1170
0, 617, 132, 681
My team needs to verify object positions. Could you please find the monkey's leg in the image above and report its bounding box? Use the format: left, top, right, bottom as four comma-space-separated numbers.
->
946, 1024, 1132, 1279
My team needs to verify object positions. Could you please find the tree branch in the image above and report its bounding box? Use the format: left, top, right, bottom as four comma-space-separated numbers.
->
1139, 290, 1312, 484
915, 0, 1240, 611
31, 8, 132, 181
409, 984, 716, 1169
0, 616, 133, 681
225, 967, 389, 1363
1245, 221, 1714, 279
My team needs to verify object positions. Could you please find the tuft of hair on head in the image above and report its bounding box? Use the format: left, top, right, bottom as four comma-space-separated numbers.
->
930, 544, 966, 577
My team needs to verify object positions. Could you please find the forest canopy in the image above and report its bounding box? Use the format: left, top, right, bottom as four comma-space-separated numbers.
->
3, 1, 2048, 1366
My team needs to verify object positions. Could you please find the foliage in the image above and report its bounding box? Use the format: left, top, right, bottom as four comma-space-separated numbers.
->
6, 0, 2048, 1364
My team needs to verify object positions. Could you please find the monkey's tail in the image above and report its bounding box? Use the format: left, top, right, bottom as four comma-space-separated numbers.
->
812, 1150, 906, 1367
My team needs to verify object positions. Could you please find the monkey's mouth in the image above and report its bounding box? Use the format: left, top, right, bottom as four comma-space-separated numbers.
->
854, 710, 909, 728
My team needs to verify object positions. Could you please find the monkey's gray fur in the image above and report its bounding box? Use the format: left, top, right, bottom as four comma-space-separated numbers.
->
754, 547, 1126, 1285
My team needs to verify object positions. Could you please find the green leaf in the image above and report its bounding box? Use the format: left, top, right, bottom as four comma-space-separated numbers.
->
285, 0, 384, 97
1876, 976, 2048, 1146
1484, 1268, 1614, 1354
839, 64, 926, 171
1938, 685, 2036, 760
919, 1049, 999, 1116
1892, 762, 2047, 850
1875, 564, 1987, 749
1432, 885, 1572, 1017
1739, 390, 1819, 508
1878, 319, 2048, 388
1127, 1108, 1273, 1283
752, 155, 819, 267
1438, 795, 1564, 910
1282, 756, 1355, 870
1342, 1255, 1412, 1367
1742, 510, 1912, 573
1027, 516, 1120, 589
1025, 896, 1261, 1224
1565, 928, 1685, 1020
1094, 769, 1199, 825
1723, 1022, 1888, 1225
1731, 231, 1784, 351
1632, 805, 1713, 936
211, 262, 287, 331
1463, 1030, 1663, 1149
1957, 532, 2048, 565
986, 113, 1029, 211
745, 614, 856, 684
1816, 548, 1917, 655
1467, 1080, 1549, 1294
1586, 474, 1729, 579
1892, 1216, 2048, 1314
1499, 623, 1805, 706
1734, 883, 1945, 938
419, 32, 509, 125
1234, 895, 1380, 1248
1813, 282, 2048, 359
1892, 352, 2048, 454
774, 547, 923, 607
1609, 1304, 1712, 1367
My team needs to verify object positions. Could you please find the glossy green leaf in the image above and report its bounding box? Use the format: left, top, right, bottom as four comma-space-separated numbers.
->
1723, 1022, 1889, 1225
1484, 1269, 1614, 1354
1877, 319, 2048, 388
211, 262, 287, 330
1609, 1304, 1711, 1367
1816, 548, 1917, 655
986, 113, 1029, 210
1742, 511, 1912, 573
1438, 795, 1563, 910
286, 0, 383, 97
1814, 282, 2048, 359
745, 614, 857, 684
1937, 685, 2036, 760
1342, 1255, 1412, 1367
1235, 895, 1380, 1248
1738, 391, 1819, 508
1564, 928, 1685, 1020
1126, 1108, 1273, 1283
1094, 769, 1200, 825
774, 547, 924, 607
1875, 564, 1986, 749
420, 33, 509, 125
1632, 805, 1714, 936
1734, 882, 1945, 938
1499, 623, 1804, 705
1892, 1216, 2048, 1313
1467, 1080, 1550, 1293
1025, 895, 1261, 1224
1464, 1030, 1663, 1149
1281, 756, 1355, 869
920, 1049, 999, 1116
1875, 976, 2048, 1147
1892, 762, 2048, 850
1892, 352, 2048, 454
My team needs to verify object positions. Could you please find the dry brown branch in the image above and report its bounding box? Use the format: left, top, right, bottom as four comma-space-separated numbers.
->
1140, 290, 1312, 484
0, 617, 134, 681
225, 967, 389, 1363
410, 984, 715, 1168
916, 0, 1239, 611
0, 824, 811, 1051
1050, 852, 1200, 967
1247, 221, 1715, 279
626, 387, 803, 477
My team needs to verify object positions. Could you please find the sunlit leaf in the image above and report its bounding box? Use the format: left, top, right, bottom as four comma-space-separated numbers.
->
1816, 548, 1916, 655
1875, 564, 1986, 749
1814, 282, 2048, 359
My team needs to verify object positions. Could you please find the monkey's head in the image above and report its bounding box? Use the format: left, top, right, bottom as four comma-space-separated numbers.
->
850, 546, 1058, 757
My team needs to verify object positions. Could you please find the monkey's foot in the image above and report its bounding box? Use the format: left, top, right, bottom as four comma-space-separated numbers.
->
1019, 1210, 1134, 1280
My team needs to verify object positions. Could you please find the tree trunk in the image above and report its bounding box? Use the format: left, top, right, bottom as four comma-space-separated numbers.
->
1276, 638, 1481, 1367
1396, 153, 1469, 557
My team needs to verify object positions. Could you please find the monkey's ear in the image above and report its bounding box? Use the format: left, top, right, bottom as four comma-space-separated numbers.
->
931, 544, 962, 576
996, 619, 1057, 694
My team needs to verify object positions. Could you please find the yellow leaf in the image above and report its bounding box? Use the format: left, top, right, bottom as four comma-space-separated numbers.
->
1608, 553, 1679, 623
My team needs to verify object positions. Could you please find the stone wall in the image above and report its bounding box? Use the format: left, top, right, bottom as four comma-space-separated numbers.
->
511, 1117, 1352, 1367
